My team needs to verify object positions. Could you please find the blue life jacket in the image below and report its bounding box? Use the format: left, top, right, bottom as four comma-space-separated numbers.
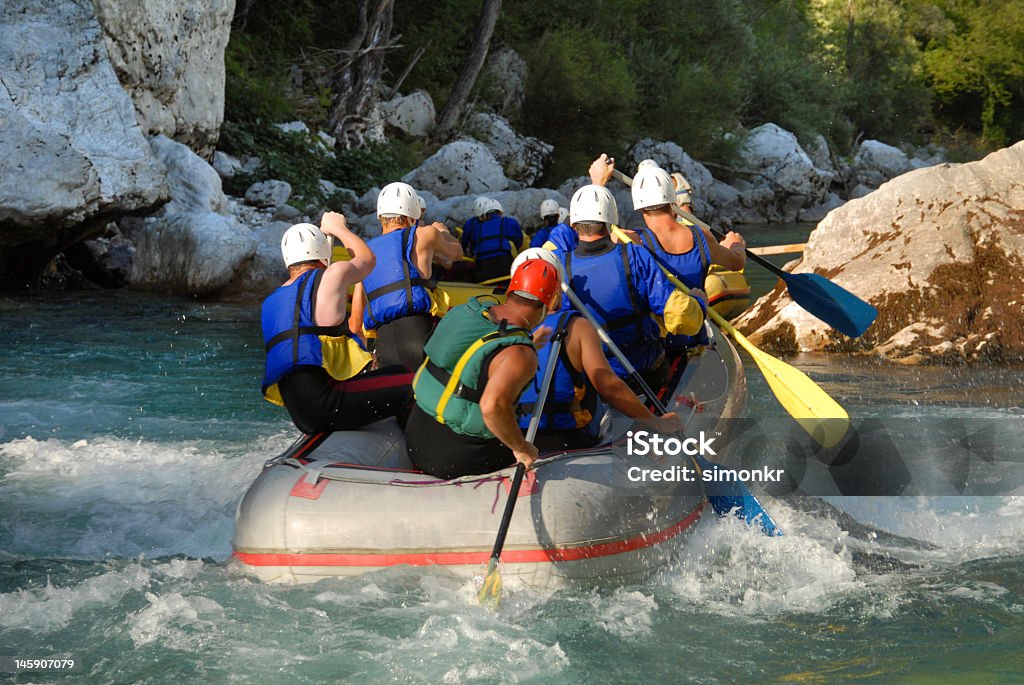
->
543, 223, 577, 253
530, 226, 552, 249
362, 227, 434, 330
460, 216, 481, 256
261, 269, 371, 402
637, 224, 710, 289
517, 311, 601, 436
474, 214, 523, 261
638, 226, 712, 350
562, 242, 663, 377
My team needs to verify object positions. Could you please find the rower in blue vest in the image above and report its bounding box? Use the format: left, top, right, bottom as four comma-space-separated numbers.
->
458, 196, 490, 260
530, 198, 560, 248
509, 249, 684, 452
461, 197, 525, 282
560, 158, 709, 391
261, 214, 413, 434
540, 206, 578, 253
350, 182, 463, 371
624, 160, 747, 356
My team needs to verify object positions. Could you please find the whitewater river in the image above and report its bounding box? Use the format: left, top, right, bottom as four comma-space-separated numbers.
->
1, 233, 1022, 683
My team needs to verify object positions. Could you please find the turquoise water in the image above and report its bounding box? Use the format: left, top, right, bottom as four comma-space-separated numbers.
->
1, 274, 1023, 683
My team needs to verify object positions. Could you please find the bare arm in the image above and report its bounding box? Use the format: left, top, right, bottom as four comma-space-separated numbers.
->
316, 212, 375, 327
479, 345, 540, 469
414, 222, 463, 277
701, 226, 746, 270
572, 319, 682, 433
349, 282, 366, 337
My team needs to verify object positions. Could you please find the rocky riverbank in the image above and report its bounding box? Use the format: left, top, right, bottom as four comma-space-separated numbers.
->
5, 0, 1018, 364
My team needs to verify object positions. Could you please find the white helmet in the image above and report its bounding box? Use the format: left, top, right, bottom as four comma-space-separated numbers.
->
510, 246, 565, 283
418, 195, 427, 211
485, 198, 503, 215
377, 182, 420, 219
473, 196, 492, 218
671, 172, 692, 206
570, 185, 619, 227
557, 207, 569, 224
539, 198, 560, 219
281, 222, 332, 268
632, 161, 675, 210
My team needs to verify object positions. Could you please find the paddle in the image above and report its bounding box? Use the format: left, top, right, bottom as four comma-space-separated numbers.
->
560, 283, 781, 536
749, 243, 806, 256
610, 168, 877, 338
479, 326, 565, 607
608, 222, 849, 449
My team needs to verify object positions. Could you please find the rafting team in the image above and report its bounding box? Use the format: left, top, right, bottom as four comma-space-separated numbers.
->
260, 154, 748, 480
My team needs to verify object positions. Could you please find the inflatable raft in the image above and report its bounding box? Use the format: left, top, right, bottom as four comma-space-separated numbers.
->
232, 321, 747, 586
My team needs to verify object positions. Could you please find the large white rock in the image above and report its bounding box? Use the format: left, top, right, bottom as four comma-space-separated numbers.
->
150, 135, 228, 215
851, 140, 914, 188
0, 0, 169, 248
376, 90, 436, 137
402, 139, 510, 196
123, 136, 256, 296
481, 47, 528, 116
738, 124, 832, 220
425, 189, 569, 229
93, 0, 234, 155
244, 180, 293, 209
627, 139, 717, 216
221, 220, 291, 299
125, 212, 256, 295
468, 112, 552, 186
735, 141, 1024, 363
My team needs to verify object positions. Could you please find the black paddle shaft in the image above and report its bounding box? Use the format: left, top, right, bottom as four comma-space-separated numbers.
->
486, 328, 567, 564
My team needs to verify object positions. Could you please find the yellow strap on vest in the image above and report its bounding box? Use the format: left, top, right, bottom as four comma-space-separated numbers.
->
433, 334, 499, 425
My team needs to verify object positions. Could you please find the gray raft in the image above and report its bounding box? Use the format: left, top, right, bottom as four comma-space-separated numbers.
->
232, 323, 746, 586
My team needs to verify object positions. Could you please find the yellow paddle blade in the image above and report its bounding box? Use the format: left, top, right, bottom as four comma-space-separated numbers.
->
709, 309, 849, 448
607, 224, 849, 448
478, 558, 503, 607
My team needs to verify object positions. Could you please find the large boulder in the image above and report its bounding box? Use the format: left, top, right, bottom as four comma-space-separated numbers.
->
480, 46, 529, 117
735, 141, 1024, 363
402, 139, 510, 196
375, 90, 436, 137
426, 189, 569, 229
734, 124, 832, 222
122, 136, 256, 296
0, 0, 169, 280
851, 140, 914, 188
221, 220, 291, 299
92, 0, 234, 155
468, 112, 552, 186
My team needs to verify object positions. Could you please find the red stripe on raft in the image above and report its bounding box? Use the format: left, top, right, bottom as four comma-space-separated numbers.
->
332, 372, 415, 393
235, 502, 705, 567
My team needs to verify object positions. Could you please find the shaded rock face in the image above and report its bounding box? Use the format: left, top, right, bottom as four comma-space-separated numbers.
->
735, 141, 1024, 363
122, 136, 256, 296
402, 139, 510, 196
376, 90, 435, 137
93, 0, 235, 156
468, 112, 552, 186
0, 0, 170, 284
480, 47, 528, 117
735, 123, 832, 223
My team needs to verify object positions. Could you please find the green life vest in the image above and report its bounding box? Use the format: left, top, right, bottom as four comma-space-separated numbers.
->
413, 296, 534, 439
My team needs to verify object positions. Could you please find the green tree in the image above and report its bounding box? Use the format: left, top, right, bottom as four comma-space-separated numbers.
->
917, 0, 1024, 145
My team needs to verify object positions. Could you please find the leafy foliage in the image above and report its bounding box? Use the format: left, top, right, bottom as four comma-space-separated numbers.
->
222, 0, 1022, 188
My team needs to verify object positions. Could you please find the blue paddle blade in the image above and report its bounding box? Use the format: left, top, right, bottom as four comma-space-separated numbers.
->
781, 272, 877, 339
694, 455, 782, 536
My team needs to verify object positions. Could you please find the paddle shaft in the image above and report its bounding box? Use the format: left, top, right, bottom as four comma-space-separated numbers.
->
485, 330, 564, 565
560, 284, 666, 414
748, 243, 805, 256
